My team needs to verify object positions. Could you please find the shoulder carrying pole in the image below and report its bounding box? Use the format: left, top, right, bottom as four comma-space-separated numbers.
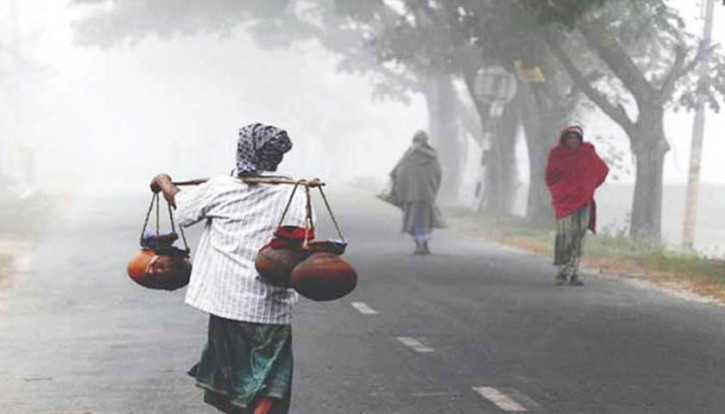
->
172, 176, 343, 244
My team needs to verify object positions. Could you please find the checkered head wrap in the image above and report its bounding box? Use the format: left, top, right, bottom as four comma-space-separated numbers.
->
236, 123, 292, 177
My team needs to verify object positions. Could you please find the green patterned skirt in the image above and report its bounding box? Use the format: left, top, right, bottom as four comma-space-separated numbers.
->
554, 206, 590, 273
188, 315, 293, 414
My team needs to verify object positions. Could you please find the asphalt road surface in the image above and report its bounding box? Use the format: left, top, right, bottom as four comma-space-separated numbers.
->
1, 189, 724, 414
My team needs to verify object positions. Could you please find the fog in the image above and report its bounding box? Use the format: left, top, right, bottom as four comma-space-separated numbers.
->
0, 1, 429, 193
1, 0, 725, 252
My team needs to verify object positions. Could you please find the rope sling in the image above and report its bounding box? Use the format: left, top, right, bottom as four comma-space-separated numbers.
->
171, 177, 356, 301
127, 192, 192, 291
139, 192, 190, 254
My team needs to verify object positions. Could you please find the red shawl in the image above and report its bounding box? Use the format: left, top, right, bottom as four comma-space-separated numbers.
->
545, 133, 609, 232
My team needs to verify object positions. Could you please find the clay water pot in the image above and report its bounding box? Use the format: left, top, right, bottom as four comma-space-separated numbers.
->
290, 252, 357, 301
127, 248, 191, 291
304, 239, 347, 255
255, 245, 309, 287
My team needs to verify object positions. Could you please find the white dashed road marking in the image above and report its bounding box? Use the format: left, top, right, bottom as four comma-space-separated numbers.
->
412, 391, 461, 397
473, 387, 528, 412
396, 337, 435, 353
351, 302, 378, 315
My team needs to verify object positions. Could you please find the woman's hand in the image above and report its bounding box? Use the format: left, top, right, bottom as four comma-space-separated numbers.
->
150, 174, 179, 207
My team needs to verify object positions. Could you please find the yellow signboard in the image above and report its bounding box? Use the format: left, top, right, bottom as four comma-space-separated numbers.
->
515, 60, 546, 83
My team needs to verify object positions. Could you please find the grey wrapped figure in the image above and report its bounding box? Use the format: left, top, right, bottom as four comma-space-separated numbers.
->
388, 130, 446, 255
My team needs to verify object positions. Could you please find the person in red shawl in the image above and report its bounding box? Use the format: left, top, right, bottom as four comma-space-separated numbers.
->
545, 126, 609, 286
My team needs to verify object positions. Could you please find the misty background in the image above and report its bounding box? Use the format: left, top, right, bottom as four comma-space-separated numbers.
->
1, 0, 725, 254
0, 1, 429, 191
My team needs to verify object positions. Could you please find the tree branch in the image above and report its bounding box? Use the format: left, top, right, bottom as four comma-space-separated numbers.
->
658, 40, 710, 99
281, 17, 421, 92
657, 43, 687, 98
577, 22, 657, 104
545, 31, 635, 133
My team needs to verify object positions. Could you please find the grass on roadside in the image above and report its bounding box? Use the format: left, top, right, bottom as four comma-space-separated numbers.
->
0, 253, 11, 289
0, 192, 69, 291
446, 207, 725, 302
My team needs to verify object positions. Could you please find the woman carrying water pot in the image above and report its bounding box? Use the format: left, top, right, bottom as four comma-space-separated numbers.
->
150, 123, 308, 414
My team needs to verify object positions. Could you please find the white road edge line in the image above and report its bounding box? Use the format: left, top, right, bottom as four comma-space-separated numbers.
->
38, 412, 97, 414
473, 387, 528, 412
396, 336, 435, 353
351, 302, 378, 315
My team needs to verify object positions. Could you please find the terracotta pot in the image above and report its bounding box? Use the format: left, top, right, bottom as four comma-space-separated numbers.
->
304, 239, 347, 255
255, 245, 309, 287
127, 248, 191, 291
291, 252, 357, 301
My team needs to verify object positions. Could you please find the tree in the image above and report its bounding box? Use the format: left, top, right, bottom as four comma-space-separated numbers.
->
452, 0, 587, 221
72, 0, 480, 202
72, 0, 293, 47
519, 64, 582, 225
0, 19, 43, 192
532, 0, 725, 240
365, 0, 527, 213
367, 0, 596, 217
372, 0, 725, 240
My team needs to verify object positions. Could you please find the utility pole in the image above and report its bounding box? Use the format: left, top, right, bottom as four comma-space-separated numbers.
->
682, 0, 715, 251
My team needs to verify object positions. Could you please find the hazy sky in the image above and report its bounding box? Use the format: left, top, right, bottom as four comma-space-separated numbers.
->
1, 0, 428, 192
1, 0, 724, 193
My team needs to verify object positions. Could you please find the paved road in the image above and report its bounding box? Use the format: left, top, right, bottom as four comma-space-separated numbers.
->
1, 189, 725, 414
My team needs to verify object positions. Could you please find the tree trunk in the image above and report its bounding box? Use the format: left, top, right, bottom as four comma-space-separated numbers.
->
460, 66, 519, 215
423, 74, 461, 203
629, 114, 667, 241
484, 90, 521, 214
520, 85, 555, 224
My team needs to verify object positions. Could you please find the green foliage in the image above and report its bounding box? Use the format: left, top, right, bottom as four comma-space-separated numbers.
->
71, 0, 292, 47
369, 4, 464, 76
70, 0, 424, 102
592, 0, 725, 112
332, 0, 384, 21
591, 134, 631, 182
554, 0, 725, 114
514, 0, 606, 29
675, 47, 725, 113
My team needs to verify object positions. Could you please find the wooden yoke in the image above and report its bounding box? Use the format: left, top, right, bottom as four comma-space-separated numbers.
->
173, 177, 325, 188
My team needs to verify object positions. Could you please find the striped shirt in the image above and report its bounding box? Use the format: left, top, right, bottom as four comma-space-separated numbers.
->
175, 175, 308, 324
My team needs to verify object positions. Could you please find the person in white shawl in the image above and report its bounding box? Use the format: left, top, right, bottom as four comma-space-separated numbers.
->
388, 130, 446, 255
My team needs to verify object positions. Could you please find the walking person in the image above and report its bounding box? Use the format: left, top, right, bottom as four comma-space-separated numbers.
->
389, 130, 446, 255
150, 123, 308, 414
545, 126, 609, 286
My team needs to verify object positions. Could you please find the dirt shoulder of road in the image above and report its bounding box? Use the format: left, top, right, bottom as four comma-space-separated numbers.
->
0, 253, 12, 291
446, 207, 725, 305
0, 241, 32, 292
0, 193, 70, 291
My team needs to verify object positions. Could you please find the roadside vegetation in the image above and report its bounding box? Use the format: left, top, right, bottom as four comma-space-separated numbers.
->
0, 192, 69, 235
0, 253, 11, 290
0, 193, 68, 289
447, 208, 725, 303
